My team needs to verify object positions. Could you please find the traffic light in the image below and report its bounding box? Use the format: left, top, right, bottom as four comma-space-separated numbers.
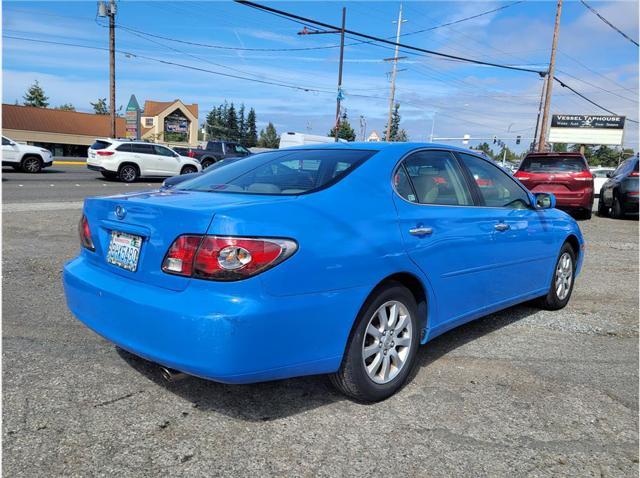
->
516, 135, 521, 145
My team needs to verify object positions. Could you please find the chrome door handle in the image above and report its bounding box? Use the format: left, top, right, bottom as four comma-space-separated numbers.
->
494, 223, 510, 232
409, 227, 433, 236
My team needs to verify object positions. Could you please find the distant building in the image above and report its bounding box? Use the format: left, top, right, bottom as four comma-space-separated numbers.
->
2, 104, 126, 157
140, 99, 198, 147
367, 130, 381, 142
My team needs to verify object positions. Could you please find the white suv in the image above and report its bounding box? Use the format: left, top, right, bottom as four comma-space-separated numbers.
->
87, 138, 202, 182
2, 136, 53, 173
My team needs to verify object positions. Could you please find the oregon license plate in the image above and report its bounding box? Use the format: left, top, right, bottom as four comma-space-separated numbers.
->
106, 231, 142, 272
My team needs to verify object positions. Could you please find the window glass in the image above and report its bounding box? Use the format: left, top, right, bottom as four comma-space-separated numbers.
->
400, 150, 472, 206
206, 142, 223, 153
176, 149, 374, 195
393, 165, 416, 203
90, 140, 111, 150
154, 145, 175, 157
233, 144, 249, 154
460, 153, 530, 209
2, 137, 11, 146
592, 169, 611, 178
144, 118, 153, 127
131, 144, 155, 155
519, 155, 587, 173
116, 143, 132, 152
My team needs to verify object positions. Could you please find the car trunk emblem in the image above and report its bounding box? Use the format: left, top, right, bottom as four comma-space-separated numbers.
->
115, 205, 126, 219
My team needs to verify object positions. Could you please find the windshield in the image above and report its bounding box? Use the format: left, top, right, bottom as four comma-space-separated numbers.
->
520, 156, 587, 173
176, 149, 375, 195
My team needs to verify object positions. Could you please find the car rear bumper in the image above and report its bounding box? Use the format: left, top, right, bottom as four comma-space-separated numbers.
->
622, 193, 639, 213
553, 191, 593, 210
63, 256, 366, 383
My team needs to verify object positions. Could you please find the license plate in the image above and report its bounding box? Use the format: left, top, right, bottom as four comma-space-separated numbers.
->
106, 231, 142, 272
89, 152, 95, 159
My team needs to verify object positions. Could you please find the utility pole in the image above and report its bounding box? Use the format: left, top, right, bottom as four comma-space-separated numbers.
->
359, 115, 367, 141
532, 75, 547, 151
385, 4, 406, 142
429, 111, 436, 142
538, 0, 563, 152
98, 0, 117, 138
298, 7, 346, 142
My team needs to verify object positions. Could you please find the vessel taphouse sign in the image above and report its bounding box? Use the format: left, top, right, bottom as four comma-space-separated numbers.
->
549, 114, 626, 145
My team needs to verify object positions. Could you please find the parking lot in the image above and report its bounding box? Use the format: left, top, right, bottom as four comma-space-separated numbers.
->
3, 164, 638, 476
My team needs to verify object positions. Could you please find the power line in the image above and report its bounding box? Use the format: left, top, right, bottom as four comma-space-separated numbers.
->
555, 69, 638, 104
579, 0, 639, 47
235, 0, 547, 75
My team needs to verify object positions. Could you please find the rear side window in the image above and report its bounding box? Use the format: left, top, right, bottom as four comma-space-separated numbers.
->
177, 149, 375, 195
520, 155, 587, 173
131, 144, 155, 155
206, 142, 223, 153
396, 150, 472, 206
116, 143, 132, 152
460, 153, 530, 209
91, 140, 111, 150
154, 145, 175, 157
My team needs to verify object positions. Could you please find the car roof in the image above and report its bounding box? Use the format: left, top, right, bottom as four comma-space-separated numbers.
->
524, 152, 584, 158
278, 141, 486, 156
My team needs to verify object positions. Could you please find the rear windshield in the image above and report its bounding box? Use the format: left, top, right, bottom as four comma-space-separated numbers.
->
90, 140, 111, 150
176, 149, 375, 195
520, 156, 587, 173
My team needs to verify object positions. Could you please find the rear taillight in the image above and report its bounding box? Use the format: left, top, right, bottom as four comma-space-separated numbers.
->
630, 171, 639, 177
187, 150, 195, 158
162, 235, 297, 281
78, 215, 95, 251
97, 150, 114, 156
573, 170, 594, 181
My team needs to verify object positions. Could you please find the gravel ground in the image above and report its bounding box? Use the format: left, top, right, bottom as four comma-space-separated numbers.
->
2, 181, 638, 476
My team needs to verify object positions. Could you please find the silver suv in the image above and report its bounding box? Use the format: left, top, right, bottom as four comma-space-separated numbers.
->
87, 139, 201, 182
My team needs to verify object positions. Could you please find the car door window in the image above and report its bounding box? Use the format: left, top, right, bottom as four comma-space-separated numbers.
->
397, 150, 472, 206
116, 143, 132, 152
2, 137, 11, 146
154, 145, 175, 157
459, 153, 530, 209
131, 144, 154, 155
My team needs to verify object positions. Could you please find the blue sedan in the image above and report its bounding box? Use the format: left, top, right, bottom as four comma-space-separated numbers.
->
63, 143, 584, 401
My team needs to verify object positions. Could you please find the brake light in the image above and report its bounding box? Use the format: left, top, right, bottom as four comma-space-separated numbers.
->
187, 150, 195, 158
573, 170, 594, 181
162, 235, 297, 281
78, 215, 95, 251
630, 171, 639, 177
97, 150, 114, 156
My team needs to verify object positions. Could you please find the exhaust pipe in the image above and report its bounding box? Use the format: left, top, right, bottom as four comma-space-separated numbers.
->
159, 366, 187, 383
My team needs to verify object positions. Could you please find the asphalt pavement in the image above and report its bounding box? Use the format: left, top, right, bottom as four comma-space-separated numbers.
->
2, 164, 638, 477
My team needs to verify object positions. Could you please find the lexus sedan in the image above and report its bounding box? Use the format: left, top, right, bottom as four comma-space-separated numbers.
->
63, 143, 584, 402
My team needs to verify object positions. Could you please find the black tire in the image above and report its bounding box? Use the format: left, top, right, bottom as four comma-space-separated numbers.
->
580, 208, 592, 220
201, 159, 215, 169
21, 155, 42, 173
118, 164, 139, 183
611, 196, 624, 219
597, 196, 608, 217
537, 242, 576, 311
101, 171, 117, 179
181, 165, 198, 175
330, 282, 420, 402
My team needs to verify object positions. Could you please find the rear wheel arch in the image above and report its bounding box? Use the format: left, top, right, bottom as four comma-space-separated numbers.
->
118, 162, 140, 175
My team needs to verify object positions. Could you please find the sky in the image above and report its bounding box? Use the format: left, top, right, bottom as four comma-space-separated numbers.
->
3, 0, 639, 152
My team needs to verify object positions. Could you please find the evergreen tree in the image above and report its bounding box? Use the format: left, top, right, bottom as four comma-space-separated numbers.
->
257, 122, 279, 148
383, 103, 407, 142
226, 103, 239, 141
56, 103, 76, 111
206, 105, 226, 140
246, 108, 258, 147
552, 143, 568, 153
23, 80, 49, 108
472, 142, 496, 160
91, 98, 109, 115
328, 111, 356, 141
237, 104, 247, 145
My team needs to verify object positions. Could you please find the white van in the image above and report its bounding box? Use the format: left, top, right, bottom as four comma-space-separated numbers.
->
279, 132, 347, 149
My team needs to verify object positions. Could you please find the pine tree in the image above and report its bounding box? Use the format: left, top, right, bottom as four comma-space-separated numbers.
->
226, 103, 239, 142
246, 108, 258, 147
91, 98, 109, 115
328, 111, 356, 141
258, 122, 279, 148
383, 103, 408, 142
237, 104, 247, 145
56, 103, 76, 111
23, 80, 49, 108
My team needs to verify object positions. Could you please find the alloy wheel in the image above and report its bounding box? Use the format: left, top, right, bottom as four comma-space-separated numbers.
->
120, 166, 137, 182
555, 252, 573, 301
362, 300, 413, 384
23, 157, 41, 173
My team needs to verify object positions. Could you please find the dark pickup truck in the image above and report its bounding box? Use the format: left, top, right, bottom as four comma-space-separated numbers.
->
173, 141, 251, 169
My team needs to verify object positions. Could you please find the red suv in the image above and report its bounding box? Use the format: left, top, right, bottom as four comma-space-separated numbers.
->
515, 152, 594, 219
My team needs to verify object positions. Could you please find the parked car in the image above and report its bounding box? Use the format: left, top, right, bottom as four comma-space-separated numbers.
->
590, 167, 615, 197
279, 132, 347, 149
161, 156, 246, 189
597, 156, 639, 218
514, 152, 594, 219
63, 144, 584, 402
87, 139, 201, 182
176, 141, 251, 170
2, 136, 53, 173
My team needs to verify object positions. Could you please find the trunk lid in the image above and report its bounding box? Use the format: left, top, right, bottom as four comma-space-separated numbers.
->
82, 189, 287, 291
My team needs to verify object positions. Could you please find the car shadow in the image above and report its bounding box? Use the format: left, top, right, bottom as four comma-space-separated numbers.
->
116, 302, 540, 421
94, 176, 165, 184
1, 167, 66, 174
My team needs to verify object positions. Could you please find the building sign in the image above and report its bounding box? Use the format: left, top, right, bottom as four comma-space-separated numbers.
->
125, 94, 141, 140
165, 118, 188, 133
549, 114, 625, 145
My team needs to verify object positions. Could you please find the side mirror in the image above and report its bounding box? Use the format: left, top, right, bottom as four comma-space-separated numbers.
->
606, 171, 613, 178
534, 192, 556, 209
